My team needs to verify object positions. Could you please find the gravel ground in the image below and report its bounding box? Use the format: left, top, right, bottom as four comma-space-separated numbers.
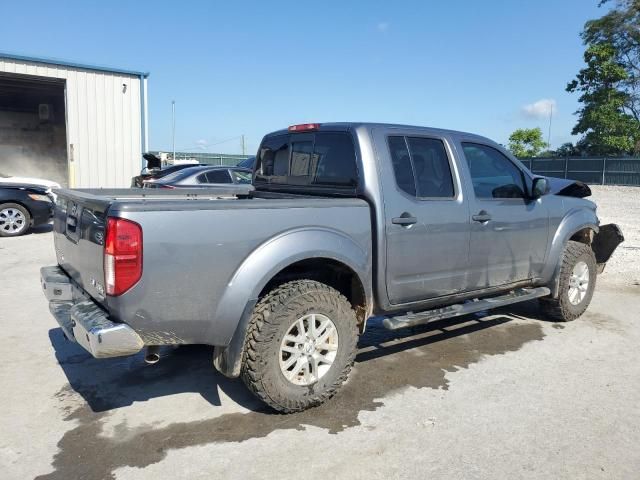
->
589, 186, 640, 286
0, 186, 638, 480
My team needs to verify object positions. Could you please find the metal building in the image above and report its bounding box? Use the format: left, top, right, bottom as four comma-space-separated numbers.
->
0, 52, 148, 187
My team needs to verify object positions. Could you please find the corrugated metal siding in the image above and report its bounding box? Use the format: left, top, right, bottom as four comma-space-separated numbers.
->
0, 57, 142, 187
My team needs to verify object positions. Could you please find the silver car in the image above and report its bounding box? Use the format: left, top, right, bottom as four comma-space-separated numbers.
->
143, 165, 252, 189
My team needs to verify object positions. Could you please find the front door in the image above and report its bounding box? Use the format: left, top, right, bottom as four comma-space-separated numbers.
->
380, 133, 471, 305
459, 142, 549, 289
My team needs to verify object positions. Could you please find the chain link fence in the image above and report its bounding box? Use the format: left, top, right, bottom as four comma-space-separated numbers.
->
519, 157, 640, 186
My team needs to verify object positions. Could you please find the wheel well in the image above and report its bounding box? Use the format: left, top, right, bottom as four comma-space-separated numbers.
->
570, 228, 594, 245
260, 258, 368, 329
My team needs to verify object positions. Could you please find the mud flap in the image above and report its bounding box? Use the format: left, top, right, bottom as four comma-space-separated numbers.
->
592, 224, 624, 272
213, 298, 258, 378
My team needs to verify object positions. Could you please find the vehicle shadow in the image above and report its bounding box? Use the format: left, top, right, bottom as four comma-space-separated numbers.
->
48, 303, 540, 415
47, 328, 264, 413
30, 223, 53, 234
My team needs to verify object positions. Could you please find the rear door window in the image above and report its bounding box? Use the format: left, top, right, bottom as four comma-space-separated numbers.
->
205, 170, 232, 183
388, 135, 455, 198
388, 136, 416, 197
406, 137, 454, 198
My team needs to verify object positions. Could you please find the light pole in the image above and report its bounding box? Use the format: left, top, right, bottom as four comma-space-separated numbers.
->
172, 100, 176, 162
547, 103, 553, 149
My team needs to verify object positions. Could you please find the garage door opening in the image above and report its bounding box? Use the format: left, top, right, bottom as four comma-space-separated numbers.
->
0, 73, 68, 186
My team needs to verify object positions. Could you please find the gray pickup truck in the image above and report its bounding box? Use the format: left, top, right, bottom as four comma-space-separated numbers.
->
41, 122, 623, 412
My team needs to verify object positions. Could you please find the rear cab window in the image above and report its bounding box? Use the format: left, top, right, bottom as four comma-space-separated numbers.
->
254, 131, 359, 194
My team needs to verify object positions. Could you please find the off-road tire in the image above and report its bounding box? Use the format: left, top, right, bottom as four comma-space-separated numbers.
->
241, 280, 359, 413
539, 240, 597, 321
0, 203, 31, 237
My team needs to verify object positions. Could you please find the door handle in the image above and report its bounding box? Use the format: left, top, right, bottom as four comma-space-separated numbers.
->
472, 211, 492, 223
392, 213, 417, 226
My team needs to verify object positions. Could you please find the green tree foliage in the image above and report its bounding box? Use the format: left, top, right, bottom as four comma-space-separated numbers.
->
554, 142, 581, 157
508, 128, 548, 158
567, 0, 640, 155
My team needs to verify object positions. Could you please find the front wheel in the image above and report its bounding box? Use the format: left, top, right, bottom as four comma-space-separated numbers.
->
0, 203, 31, 237
539, 240, 597, 321
241, 280, 359, 413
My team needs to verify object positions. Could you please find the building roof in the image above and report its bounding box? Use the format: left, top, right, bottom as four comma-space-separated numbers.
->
0, 51, 149, 77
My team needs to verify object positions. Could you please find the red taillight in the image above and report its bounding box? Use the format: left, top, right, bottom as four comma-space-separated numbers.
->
104, 217, 142, 296
288, 123, 320, 132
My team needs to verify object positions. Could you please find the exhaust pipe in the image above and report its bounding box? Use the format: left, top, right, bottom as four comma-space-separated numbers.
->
144, 346, 161, 365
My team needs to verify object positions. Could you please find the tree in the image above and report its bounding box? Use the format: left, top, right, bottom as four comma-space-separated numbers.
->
566, 0, 640, 155
555, 142, 581, 157
508, 128, 548, 157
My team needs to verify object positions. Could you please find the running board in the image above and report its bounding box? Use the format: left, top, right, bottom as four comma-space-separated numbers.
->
382, 287, 551, 330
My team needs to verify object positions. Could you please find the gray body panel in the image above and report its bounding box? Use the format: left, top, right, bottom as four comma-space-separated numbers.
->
48, 122, 605, 353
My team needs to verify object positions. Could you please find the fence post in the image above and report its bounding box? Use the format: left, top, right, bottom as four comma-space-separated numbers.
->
564, 157, 569, 179
602, 157, 606, 185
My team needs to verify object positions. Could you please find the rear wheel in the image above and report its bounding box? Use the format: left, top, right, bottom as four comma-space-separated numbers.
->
0, 203, 31, 237
241, 280, 359, 413
539, 240, 597, 321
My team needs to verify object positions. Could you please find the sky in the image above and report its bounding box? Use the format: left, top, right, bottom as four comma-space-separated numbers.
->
0, 0, 610, 155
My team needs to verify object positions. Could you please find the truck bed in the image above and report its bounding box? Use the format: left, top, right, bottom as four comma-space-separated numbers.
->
51, 187, 372, 346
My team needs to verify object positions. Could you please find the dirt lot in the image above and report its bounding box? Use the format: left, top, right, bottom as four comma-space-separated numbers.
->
0, 186, 638, 480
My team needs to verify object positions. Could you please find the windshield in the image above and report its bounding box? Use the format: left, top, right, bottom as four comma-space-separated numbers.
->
236, 157, 255, 169
254, 132, 358, 190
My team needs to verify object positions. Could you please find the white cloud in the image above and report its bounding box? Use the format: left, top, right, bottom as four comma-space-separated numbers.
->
522, 98, 556, 119
377, 22, 389, 33
196, 139, 208, 150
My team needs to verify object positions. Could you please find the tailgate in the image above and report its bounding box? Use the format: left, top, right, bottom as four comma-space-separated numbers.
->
52, 190, 112, 307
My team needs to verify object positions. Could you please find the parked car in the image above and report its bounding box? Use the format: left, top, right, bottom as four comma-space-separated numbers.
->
0, 184, 54, 237
130, 154, 203, 187
236, 156, 256, 169
0, 171, 61, 190
40, 122, 623, 412
143, 165, 253, 189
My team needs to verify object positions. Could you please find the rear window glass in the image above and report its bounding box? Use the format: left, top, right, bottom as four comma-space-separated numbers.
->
157, 167, 203, 183
255, 132, 358, 188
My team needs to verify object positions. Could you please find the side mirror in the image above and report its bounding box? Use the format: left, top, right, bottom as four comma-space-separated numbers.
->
531, 177, 549, 199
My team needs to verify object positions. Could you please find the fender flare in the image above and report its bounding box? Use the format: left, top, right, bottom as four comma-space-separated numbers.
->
209, 227, 372, 377
543, 208, 599, 297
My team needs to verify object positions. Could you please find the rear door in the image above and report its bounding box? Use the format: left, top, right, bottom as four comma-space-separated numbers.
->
458, 141, 549, 289
376, 130, 471, 304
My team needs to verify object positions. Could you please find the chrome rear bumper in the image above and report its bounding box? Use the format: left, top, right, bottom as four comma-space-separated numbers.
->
41, 266, 144, 358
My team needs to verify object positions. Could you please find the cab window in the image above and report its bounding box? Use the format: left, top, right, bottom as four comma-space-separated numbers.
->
462, 143, 526, 199
388, 136, 454, 198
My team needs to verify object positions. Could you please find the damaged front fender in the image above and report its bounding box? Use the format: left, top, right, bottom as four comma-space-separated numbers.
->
592, 224, 624, 272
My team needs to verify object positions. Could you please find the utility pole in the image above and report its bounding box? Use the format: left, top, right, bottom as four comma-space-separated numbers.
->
172, 100, 176, 163
241, 134, 246, 156
547, 103, 553, 149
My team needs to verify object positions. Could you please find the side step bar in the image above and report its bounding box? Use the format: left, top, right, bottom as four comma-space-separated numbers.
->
382, 287, 551, 330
